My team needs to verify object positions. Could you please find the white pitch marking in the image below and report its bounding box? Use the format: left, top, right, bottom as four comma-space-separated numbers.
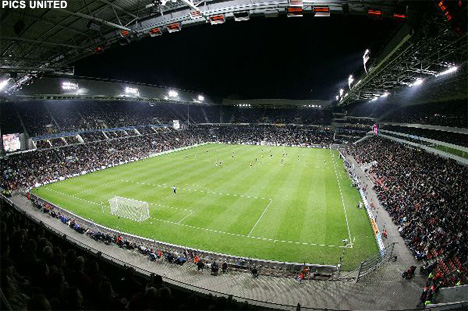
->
247, 198, 273, 237
39, 188, 344, 248
330, 150, 353, 247
177, 210, 193, 224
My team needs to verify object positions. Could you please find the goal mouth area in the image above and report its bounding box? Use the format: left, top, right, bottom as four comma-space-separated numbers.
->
109, 196, 150, 222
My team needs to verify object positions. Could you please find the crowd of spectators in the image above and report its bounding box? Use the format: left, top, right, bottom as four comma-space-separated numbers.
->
208, 125, 334, 146
334, 128, 368, 144
223, 107, 330, 125
0, 199, 255, 310
1, 101, 336, 138
16, 102, 55, 138
79, 132, 106, 142
347, 137, 467, 288
1, 126, 337, 192
342, 102, 398, 119
64, 136, 80, 145
381, 125, 468, 147
382, 100, 467, 128
0, 102, 23, 134
49, 139, 67, 148
1, 128, 209, 191
34, 140, 51, 149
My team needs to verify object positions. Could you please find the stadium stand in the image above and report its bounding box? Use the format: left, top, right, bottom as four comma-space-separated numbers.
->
343, 102, 398, 119
1, 101, 332, 138
0, 199, 256, 311
1, 99, 466, 309
207, 125, 334, 146
0, 102, 23, 134
1, 126, 336, 192
381, 100, 468, 128
347, 137, 468, 290
380, 125, 468, 147
16, 102, 55, 137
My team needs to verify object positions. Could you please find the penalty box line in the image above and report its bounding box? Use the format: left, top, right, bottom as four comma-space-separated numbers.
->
149, 216, 346, 248
119, 179, 271, 201
40, 186, 347, 248
44, 185, 195, 222
120, 179, 272, 226
247, 198, 273, 237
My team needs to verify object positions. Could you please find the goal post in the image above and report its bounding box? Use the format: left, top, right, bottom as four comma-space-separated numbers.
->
108, 196, 150, 222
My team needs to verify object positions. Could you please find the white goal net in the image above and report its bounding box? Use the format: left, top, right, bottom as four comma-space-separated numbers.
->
108, 196, 150, 222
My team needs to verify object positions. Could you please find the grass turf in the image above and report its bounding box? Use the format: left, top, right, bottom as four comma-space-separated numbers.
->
32, 143, 378, 269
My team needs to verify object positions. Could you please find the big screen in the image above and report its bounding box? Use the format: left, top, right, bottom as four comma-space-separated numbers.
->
2, 133, 21, 152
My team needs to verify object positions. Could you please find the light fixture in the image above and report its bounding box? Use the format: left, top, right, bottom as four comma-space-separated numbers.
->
62, 81, 79, 90
339, 89, 344, 97
125, 86, 139, 96
168, 90, 178, 98
410, 78, 424, 87
381, 91, 390, 98
0, 79, 9, 91
436, 66, 458, 77
335, 95, 339, 100
363, 49, 370, 73
197, 95, 204, 101
348, 75, 354, 88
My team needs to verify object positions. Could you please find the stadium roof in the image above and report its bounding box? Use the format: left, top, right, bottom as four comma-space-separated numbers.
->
338, 1, 467, 105
11, 75, 214, 104
0, 0, 466, 102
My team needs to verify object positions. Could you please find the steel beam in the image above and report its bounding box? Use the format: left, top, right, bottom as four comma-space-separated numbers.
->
2, 36, 81, 49
98, 0, 138, 19
57, 8, 132, 32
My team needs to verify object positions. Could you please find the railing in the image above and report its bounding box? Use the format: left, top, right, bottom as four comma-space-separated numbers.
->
2, 194, 357, 311
27, 192, 337, 280
20, 143, 396, 284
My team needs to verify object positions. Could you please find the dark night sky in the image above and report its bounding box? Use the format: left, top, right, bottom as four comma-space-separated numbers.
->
73, 15, 401, 100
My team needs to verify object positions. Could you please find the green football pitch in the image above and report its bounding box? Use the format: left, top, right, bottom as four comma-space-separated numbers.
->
32, 143, 378, 268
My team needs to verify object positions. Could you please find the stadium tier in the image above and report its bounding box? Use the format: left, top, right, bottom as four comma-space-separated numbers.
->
1, 99, 467, 310
1, 0, 468, 309
0, 101, 331, 138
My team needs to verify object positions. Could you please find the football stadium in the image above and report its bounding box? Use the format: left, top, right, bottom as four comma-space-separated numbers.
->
0, 1, 467, 310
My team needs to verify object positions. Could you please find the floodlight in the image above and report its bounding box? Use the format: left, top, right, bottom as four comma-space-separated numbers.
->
436, 66, 458, 77
168, 90, 178, 98
339, 89, 344, 96
0, 79, 9, 91
335, 95, 339, 100
62, 81, 79, 90
197, 95, 204, 101
125, 86, 139, 96
410, 78, 424, 87
363, 49, 370, 73
348, 75, 354, 88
